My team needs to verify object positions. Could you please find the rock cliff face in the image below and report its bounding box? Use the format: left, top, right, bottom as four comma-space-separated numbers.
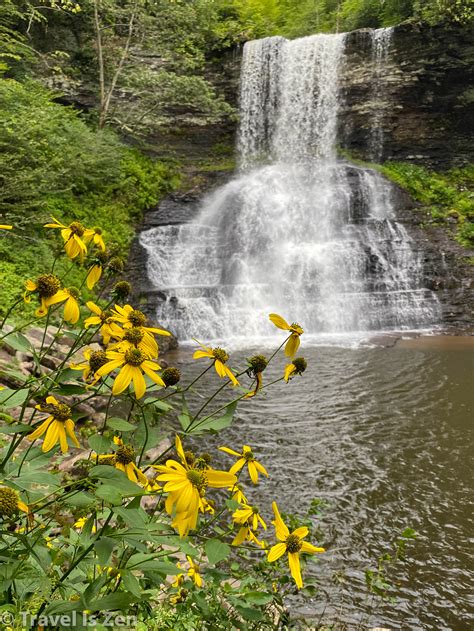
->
129, 23, 473, 335
339, 23, 474, 168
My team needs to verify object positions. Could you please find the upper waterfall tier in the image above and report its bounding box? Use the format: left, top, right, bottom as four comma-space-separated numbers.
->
140, 30, 441, 343
238, 34, 346, 167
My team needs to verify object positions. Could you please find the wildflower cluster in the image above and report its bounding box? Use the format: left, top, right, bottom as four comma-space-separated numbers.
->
0, 220, 323, 626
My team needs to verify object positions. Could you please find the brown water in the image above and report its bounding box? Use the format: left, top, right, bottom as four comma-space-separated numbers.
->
170, 339, 474, 630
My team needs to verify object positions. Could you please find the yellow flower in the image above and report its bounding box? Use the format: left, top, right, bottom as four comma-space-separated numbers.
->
98, 436, 148, 486
110, 304, 170, 338
74, 517, 97, 532
245, 354, 268, 398
155, 435, 237, 537
230, 484, 248, 505
145, 476, 162, 493
284, 357, 308, 382
0, 486, 28, 518
186, 556, 202, 587
44, 287, 81, 324
232, 503, 267, 547
108, 326, 159, 359
84, 302, 122, 344
24, 274, 69, 318
44, 216, 94, 261
91, 227, 106, 251
269, 313, 304, 357
0, 224, 12, 230
232, 524, 264, 547
219, 444, 269, 484
233, 503, 267, 532
193, 343, 239, 386
70, 348, 108, 383
28, 396, 80, 453
267, 502, 325, 589
95, 348, 164, 399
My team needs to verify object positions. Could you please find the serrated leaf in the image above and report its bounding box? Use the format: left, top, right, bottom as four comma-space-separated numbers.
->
107, 418, 136, 432
89, 466, 142, 495
178, 413, 191, 431
205, 539, 230, 565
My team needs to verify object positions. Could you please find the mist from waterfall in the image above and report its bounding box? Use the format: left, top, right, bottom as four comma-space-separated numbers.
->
140, 30, 440, 345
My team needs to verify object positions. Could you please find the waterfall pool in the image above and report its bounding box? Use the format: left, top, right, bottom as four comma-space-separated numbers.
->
166, 336, 473, 630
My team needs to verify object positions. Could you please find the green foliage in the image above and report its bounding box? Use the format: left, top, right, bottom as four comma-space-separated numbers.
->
216, 0, 472, 40
0, 75, 178, 317
379, 162, 474, 247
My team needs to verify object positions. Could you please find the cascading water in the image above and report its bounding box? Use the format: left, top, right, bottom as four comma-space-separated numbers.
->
368, 27, 394, 162
140, 31, 440, 344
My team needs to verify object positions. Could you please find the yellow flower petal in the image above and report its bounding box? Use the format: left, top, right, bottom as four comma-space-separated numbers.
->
28, 417, 53, 441
284, 363, 297, 382
206, 469, 238, 488
267, 542, 286, 562
131, 366, 146, 399
292, 526, 309, 540
300, 541, 325, 555
42, 420, 60, 452
272, 501, 289, 541
64, 296, 80, 324
284, 333, 300, 357
269, 313, 290, 330
112, 364, 133, 395
288, 552, 303, 589
64, 419, 80, 448
86, 264, 102, 290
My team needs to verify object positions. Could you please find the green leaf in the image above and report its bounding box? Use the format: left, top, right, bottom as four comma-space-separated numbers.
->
178, 413, 191, 431
205, 539, 230, 565
94, 537, 115, 566
0, 388, 30, 408
113, 506, 147, 528
2, 332, 32, 353
89, 466, 142, 495
120, 569, 142, 598
88, 434, 111, 453
242, 591, 274, 605
234, 605, 263, 621
87, 592, 136, 611
107, 418, 136, 432
190, 401, 238, 435
95, 484, 123, 505
143, 397, 173, 412
401, 527, 417, 539
54, 384, 87, 395
0, 423, 31, 434
63, 492, 95, 508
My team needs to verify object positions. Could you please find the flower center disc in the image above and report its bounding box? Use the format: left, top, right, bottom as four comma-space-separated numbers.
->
116, 445, 136, 465
52, 403, 72, 422
125, 348, 144, 366
286, 533, 302, 553
129, 310, 147, 327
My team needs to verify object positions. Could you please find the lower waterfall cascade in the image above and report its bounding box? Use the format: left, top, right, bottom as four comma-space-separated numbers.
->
140, 29, 441, 344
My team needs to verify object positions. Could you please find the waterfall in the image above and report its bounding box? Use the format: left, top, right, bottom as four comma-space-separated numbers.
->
368, 27, 394, 162
140, 30, 440, 344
